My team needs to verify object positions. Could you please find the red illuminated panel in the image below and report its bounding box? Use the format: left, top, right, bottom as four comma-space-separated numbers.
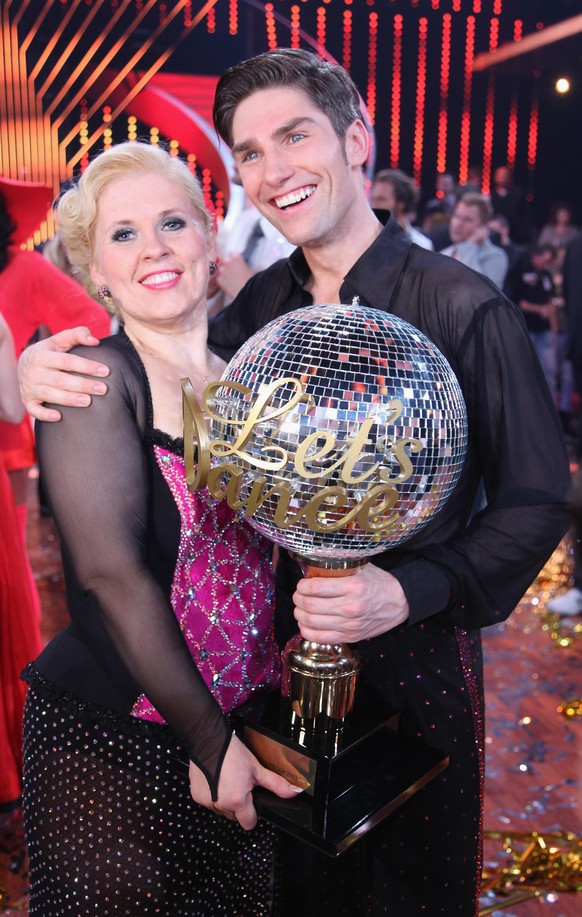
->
481, 17, 500, 195
342, 9, 352, 71
367, 12, 378, 127
228, 0, 238, 36
436, 13, 452, 176
316, 6, 326, 54
390, 14, 403, 168
264, 3, 278, 50
527, 83, 539, 176
290, 5, 301, 50
413, 16, 428, 185
458, 14, 475, 186
506, 85, 518, 168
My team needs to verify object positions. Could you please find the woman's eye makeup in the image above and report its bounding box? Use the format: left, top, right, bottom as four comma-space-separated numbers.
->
163, 216, 187, 230
111, 227, 134, 242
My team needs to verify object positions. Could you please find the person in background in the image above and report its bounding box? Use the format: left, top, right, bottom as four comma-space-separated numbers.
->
487, 213, 527, 302
208, 166, 296, 317
423, 170, 458, 216
537, 201, 579, 263
0, 180, 110, 572
458, 163, 483, 195
17, 50, 571, 916
490, 164, 529, 243
441, 192, 508, 288
421, 200, 452, 251
42, 181, 103, 306
370, 168, 433, 250
516, 244, 558, 397
547, 232, 582, 617
20, 142, 301, 915
0, 308, 42, 809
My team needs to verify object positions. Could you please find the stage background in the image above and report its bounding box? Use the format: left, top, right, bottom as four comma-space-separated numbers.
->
1, 0, 581, 244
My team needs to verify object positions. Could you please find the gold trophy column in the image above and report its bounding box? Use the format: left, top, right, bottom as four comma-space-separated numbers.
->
282, 563, 362, 756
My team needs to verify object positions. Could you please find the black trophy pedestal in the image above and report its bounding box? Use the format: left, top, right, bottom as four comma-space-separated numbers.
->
233, 689, 448, 857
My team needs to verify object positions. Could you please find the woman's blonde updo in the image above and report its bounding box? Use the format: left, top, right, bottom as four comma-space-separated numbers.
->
58, 142, 212, 313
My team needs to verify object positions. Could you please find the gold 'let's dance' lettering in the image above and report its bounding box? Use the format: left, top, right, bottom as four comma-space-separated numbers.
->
181, 377, 424, 535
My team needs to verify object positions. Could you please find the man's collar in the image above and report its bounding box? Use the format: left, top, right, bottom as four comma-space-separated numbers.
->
287, 210, 412, 296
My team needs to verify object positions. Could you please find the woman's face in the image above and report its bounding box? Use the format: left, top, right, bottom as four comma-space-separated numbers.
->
90, 171, 213, 331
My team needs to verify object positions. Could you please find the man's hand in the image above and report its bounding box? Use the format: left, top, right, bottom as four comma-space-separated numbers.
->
468, 224, 490, 246
188, 733, 303, 830
293, 564, 409, 644
18, 327, 110, 422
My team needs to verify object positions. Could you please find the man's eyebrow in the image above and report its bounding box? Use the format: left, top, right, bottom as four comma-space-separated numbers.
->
231, 117, 317, 155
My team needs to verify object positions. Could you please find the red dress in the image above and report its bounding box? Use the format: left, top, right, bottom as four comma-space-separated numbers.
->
0, 248, 111, 471
0, 454, 42, 805
0, 251, 108, 805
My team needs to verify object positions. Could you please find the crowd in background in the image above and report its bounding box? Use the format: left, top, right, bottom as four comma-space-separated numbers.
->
368, 164, 580, 443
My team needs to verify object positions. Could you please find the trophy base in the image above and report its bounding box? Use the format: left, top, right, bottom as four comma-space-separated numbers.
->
233, 689, 448, 857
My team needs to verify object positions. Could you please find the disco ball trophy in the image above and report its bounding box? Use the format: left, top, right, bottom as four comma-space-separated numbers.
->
182, 303, 467, 855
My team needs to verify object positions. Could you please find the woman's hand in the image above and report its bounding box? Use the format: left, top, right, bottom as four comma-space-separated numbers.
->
188, 734, 304, 831
188, 733, 303, 830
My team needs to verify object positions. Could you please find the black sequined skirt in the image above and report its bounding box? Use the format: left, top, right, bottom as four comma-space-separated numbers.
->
22, 670, 278, 916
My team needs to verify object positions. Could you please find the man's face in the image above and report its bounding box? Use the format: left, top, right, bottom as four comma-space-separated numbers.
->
532, 250, 553, 272
230, 86, 368, 251
493, 167, 511, 189
449, 202, 483, 244
370, 180, 396, 213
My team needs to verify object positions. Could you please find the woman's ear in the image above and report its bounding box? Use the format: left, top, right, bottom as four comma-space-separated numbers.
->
207, 232, 218, 266
89, 261, 106, 289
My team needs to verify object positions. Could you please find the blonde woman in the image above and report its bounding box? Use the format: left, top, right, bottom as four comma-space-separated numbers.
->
21, 143, 300, 916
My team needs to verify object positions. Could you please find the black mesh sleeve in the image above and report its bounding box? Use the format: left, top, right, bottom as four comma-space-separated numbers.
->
35, 343, 231, 799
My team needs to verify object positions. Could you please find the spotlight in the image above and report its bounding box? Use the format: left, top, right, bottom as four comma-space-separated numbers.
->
555, 77, 570, 94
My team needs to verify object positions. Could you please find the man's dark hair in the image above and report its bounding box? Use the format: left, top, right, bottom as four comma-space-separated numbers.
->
373, 169, 419, 215
530, 242, 555, 260
213, 48, 363, 147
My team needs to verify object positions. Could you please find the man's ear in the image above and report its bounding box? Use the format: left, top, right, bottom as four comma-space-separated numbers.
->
345, 119, 371, 169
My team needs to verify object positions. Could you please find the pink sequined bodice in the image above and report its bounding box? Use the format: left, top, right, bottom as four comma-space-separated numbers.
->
132, 446, 280, 722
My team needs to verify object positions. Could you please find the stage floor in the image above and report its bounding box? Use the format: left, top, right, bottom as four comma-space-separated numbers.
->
1, 471, 580, 916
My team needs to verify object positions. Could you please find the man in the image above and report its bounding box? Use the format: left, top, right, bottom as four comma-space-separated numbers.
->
516, 243, 558, 396
370, 168, 433, 249
441, 191, 508, 288
487, 212, 526, 302
490, 164, 528, 243
19, 49, 570, 916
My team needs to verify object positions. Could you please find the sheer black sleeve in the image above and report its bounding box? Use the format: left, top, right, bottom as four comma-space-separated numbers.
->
35, 342, 231, 799
386, 292, 572, 630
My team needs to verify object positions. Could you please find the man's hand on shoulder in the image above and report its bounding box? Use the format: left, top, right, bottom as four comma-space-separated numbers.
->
18, 326, 110, 422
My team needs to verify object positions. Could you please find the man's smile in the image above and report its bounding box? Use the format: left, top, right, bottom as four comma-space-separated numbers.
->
274, 185, 316, 210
